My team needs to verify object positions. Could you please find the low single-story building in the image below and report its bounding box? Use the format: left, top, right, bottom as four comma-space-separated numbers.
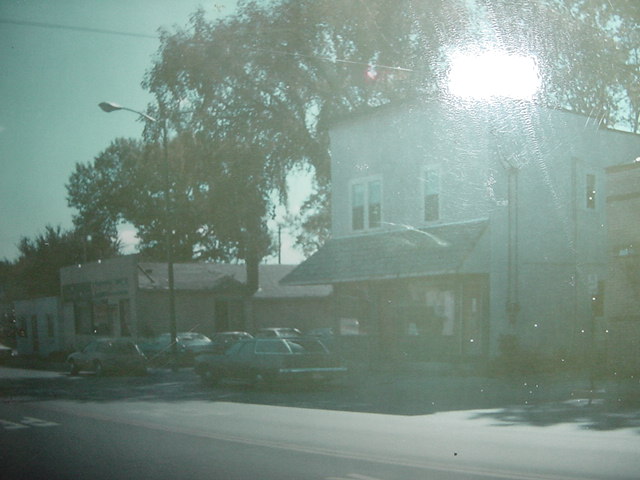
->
57, 255, 332, 350
14, 296, 65, 357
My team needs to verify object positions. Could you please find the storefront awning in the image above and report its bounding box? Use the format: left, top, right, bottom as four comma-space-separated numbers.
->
281, 219, 488, 286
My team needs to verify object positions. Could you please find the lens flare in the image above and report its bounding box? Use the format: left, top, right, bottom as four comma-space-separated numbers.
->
447, 49, 541, 100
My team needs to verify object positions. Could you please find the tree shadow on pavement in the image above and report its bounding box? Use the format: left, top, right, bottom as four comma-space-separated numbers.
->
470, 400, 640, 431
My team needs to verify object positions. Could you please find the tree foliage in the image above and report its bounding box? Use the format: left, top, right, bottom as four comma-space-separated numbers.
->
67, 138, 141, 251
477, 0, 639, 131
67, 135, 234, 262
7, 225, 118, 300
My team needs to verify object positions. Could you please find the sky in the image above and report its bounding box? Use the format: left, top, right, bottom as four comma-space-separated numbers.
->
0, 0, 307, 264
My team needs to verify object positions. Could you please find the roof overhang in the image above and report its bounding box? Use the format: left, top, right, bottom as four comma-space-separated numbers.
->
281, 219, 489, 286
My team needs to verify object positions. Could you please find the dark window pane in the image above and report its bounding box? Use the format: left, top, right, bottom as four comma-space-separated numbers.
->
369, 203, 381, 228
368, 180, 381, 228
352, 205, 364, 230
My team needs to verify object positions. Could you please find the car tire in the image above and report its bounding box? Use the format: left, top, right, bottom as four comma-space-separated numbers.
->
200, 367, 219, 386
94, 360, 104, 376
69, 360, 79, 376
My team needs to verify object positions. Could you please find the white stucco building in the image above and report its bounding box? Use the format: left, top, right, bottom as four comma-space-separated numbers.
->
283, 100, 640, 361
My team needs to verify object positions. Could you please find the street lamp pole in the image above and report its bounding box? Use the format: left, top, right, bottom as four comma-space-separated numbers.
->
98, 101, 178, 367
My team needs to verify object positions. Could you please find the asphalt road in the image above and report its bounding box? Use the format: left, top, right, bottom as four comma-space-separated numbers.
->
1, 366, 639, 480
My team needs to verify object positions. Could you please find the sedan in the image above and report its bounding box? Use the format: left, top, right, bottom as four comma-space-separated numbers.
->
67, 338, 148, 376
194, 337, 347, 386
0, 342, 13, 362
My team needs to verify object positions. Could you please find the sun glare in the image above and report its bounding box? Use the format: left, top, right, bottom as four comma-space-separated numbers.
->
447, 50, 541, 100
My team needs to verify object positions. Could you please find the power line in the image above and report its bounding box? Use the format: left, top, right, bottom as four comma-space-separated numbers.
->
0, 17, 414, 73
0, 18, 157, 39
254, 47, 413, 73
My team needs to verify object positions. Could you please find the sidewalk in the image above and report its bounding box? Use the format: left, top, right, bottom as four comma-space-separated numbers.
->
3, 355, 639, 413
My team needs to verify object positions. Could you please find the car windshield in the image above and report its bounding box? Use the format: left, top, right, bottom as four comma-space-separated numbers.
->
2, 2, 639, 479
178, 334, 210, 343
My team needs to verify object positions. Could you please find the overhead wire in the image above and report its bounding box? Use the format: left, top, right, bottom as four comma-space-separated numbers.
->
0, 18, 157, 39
0, 17, 414, 74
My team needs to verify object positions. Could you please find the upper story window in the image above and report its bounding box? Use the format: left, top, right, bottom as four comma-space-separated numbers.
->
423, 166, 440, 222
351, 177, 382, 231
586, 173, 596, 209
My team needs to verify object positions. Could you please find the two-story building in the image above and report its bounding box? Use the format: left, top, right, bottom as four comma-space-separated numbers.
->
282, 100, 640, 362
605, 161, 640, 372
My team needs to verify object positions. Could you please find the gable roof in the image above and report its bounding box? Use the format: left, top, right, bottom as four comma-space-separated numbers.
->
280, 219, 489, 286
138, 262, 331, 298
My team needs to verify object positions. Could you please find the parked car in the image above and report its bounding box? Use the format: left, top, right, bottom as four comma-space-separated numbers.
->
194, 337, 347, 386
306, 327, 335, 351
209, 331, 253, 353
255, 327, 302, 339
0, 342, 14, 362
139, 332, 213, 366
67, 338, 148, 376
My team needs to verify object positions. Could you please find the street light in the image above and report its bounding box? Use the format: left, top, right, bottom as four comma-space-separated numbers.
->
99, 102, 157, 122
99, 101, 178, 367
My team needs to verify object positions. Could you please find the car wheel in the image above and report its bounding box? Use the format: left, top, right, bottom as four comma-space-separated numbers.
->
94, 360, 104, 376
69, 360, 79, 376
200, 367, 219, 386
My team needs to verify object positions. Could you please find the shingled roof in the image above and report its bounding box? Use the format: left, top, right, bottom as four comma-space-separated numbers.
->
138, 262, 331, 298
280, 219, 489, 286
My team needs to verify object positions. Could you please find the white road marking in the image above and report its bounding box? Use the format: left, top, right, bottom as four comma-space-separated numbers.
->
0, 419, 29, 430
0, 417, 59, 430
21, 416, 59, 427
325, 475, 385, 480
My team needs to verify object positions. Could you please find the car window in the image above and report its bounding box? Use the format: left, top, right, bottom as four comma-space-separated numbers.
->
286, 339, 327, 354
225, 341, 246, 356
255, 340, 290, 354
111, 342, 137, 354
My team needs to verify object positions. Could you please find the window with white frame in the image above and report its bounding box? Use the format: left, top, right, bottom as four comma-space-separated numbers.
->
423, 166, 440, 221
351, 177, 382, 231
